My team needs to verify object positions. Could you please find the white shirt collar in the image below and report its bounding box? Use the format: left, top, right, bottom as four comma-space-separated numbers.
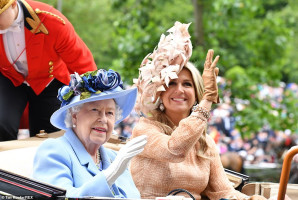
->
12, 1, 24, 27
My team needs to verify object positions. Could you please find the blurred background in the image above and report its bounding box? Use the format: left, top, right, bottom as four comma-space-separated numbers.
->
39, 0, 298, 182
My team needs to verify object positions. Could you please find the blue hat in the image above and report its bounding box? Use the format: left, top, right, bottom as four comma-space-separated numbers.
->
50, 69, 137, 130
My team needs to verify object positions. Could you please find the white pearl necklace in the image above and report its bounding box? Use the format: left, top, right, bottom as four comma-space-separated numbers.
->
96, 150, 101, 165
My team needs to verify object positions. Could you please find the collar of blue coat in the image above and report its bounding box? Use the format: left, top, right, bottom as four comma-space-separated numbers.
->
64, 128, 115, 175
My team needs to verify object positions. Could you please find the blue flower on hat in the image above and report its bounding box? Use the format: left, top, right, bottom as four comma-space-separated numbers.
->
58, 69, 123, 106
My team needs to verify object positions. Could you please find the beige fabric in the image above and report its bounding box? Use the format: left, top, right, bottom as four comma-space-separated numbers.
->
0, 131, 65, 177
0, 146, 37, 177
242, 182, 298, 200
130, 117, 248, 200
0, 131, 123, 152
225, 172, 245, 188
0, 130, 65, 152
0, 130, 124, 178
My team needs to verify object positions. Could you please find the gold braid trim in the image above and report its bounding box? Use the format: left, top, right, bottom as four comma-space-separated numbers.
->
20, 0, 48, 34
35, 8, 66, 25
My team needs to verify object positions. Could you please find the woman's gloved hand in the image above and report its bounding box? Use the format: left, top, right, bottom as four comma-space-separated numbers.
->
103, 135, 147, 186
202, 49, 220, 104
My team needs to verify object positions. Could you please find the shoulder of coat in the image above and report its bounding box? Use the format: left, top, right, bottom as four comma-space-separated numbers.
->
35, 8, 66, 25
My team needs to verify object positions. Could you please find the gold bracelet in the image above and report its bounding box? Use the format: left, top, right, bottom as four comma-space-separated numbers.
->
191, 113, 208, 122
192, 105, 210, 119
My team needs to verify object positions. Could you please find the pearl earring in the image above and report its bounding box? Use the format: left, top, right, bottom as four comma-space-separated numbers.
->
159, 100, 165, 112
73, 124, 76, 128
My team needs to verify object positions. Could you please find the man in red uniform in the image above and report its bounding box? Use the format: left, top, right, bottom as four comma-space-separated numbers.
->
0, 0, 97, 141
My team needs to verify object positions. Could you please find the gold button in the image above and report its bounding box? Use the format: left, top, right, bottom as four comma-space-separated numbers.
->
49, 61, 53, 66
49, 66, 54, 70
49, 70, 53, 73
49, 75, 54, 78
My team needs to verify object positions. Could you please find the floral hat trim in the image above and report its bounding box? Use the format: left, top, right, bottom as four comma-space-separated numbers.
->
58, 69, 123, 107
133, 21, 193, 116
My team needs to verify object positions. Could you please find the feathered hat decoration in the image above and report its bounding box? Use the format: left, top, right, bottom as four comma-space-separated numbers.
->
134, 21, 193, 116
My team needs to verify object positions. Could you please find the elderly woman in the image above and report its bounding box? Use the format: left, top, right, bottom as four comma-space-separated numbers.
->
32, 69, 147, 198
131, 21, 267, 200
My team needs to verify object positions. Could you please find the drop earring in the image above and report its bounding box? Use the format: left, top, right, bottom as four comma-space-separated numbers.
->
192, 101, 198, 111
193, 101, 197, 106
159, 100, 165, 112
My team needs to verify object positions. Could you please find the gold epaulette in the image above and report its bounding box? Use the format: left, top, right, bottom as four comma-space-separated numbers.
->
35, 8, 66, 25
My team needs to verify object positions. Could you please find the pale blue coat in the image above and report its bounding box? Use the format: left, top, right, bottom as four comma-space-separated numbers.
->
32, 129, 140, 198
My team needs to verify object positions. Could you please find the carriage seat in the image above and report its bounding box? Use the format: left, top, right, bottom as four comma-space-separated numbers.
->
0, 146, 37, 177
0, 131, 125, 178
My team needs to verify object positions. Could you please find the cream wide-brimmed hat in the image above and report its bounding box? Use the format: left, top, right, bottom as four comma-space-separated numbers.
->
50, 69, 137, 130
0, 0, 15, 15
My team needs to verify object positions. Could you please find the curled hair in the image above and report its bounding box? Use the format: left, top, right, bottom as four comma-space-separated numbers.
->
64, 104, 83, 128
64, 101, 122, 128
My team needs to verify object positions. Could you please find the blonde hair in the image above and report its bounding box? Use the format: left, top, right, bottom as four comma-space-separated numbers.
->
184, 62, 204, 102
149, 62, 209, 154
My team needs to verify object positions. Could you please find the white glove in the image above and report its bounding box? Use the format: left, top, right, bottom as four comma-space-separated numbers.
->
103, 135, 147, 186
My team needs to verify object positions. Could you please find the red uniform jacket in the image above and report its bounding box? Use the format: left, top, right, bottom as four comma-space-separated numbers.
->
0, 0, 97, 95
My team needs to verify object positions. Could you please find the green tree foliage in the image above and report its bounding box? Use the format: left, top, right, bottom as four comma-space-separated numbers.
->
110, 0, 297, 135
110, 0, 194, 83
204, 0, 297, 135
38, 0, 118, 68
37, 0, 297, 135
211, 0, 297, 135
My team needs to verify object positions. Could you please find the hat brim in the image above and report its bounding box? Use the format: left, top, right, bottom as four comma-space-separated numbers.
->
50, 87, 137, 130
0, 0, 15, 15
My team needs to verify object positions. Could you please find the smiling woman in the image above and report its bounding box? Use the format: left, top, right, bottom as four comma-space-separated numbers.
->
160, 68, 197, 125
32, 69, 147, 198
130, 21, 267, 200
71, 99, 117, 150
